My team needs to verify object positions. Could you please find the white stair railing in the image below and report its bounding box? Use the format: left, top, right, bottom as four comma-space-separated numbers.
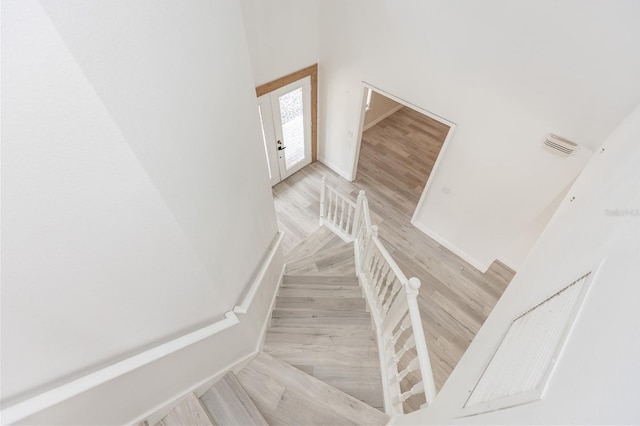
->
319, 178, 437, 416
319, 177, 357, 243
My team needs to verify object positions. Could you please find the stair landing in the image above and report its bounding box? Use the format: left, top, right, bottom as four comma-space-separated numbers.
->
237, 352, 388, 426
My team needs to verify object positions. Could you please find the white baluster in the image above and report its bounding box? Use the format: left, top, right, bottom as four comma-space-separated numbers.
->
388, 335, 415, 366
373, 263, 390, 313
391, 356, 421, 384
382, 278, 401, 314
386, 314, 412, 351
353, 190, 365, 235
339, 198, 346, 231
328, 190, 333, 222
393, 381, 424, 404
332, 192, 339, 226
374, 262, 389, 298
319, 176, 326, 226
406, 277, 437, 406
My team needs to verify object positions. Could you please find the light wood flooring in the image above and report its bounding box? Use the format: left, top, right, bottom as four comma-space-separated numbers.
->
151, 352, 387, 426
237, 352, 388, 425
264, 232, 384, 409
272, 107, 516, 397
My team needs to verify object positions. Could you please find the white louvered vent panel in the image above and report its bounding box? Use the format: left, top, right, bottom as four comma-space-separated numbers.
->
544, 134, 577, 156
463, 273, 591, 414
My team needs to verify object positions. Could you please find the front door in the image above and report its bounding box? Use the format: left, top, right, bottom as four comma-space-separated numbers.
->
257, 76, 312, 185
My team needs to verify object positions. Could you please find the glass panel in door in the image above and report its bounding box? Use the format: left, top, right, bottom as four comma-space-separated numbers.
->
271, 76, 312, 180
277, 87, 305, 170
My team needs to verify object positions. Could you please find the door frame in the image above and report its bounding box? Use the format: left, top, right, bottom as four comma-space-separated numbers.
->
351, 83, 457, 224
256, 64, 318, 162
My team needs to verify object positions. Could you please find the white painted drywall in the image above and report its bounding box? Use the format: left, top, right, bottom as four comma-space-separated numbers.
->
363, 91, 403, 129
19, 241, 285, 426
395, 103, 640, 425
319, 0, 640, 270
2, 0, 278, 410
240, 0, 320, 86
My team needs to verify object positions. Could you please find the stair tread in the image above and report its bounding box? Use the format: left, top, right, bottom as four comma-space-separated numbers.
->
156, 393, 213, 426
266, 326, 376, 337
270, 318, 371, 328
200, 372, 267, 426
264, 342, 379, 367
237, 352, 388, 426
280, 283, 359, 290
283, 275, 358, 284
285, 227, 350, 262
277, 287, 363, 298
266, 330, 375, 346
286, 243, 357, 275
275, 296, 366, 311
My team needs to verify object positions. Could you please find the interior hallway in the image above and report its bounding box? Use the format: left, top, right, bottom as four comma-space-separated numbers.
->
273, 107, 515, 397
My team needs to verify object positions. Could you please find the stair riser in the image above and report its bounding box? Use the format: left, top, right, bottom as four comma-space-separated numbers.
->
265, 332, 375, 346
278, 288, 362, 298
270, 317, 372, 329
275, 297, 366, 311
283, 275, 358, 285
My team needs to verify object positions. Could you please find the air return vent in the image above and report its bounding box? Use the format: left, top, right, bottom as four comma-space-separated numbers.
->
544, 134, 577, 156
460, 271, 594, 417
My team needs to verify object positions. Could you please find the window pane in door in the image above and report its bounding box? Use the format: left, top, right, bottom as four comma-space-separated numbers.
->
278, 87, 305, 169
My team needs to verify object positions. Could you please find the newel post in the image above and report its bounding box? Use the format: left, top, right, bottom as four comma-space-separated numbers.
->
352, 189, 366, 236
353, 190, 365, 275
406, 277, 437, 406
319, 176, 326, 226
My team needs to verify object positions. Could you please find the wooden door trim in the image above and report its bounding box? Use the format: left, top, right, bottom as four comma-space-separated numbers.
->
255, 64, 318, 162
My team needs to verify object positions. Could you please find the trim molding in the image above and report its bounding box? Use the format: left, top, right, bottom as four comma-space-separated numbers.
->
257, 263, 286, 351
1, 313, 240, 425
317, 157, 354, 182
1, 233, 285, 425
362, 105, 403, 131
411, 219, 492, 273
496, 256, 520, 273
132, 351, 258, 426
255, 64, 318, 162
235, 232, 284, 314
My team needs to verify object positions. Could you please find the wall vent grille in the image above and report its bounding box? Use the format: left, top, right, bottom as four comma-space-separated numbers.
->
544, 134, 577, 156
461, 271, 592, 416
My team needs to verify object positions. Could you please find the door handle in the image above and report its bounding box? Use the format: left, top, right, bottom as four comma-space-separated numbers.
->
277, 146, 287, 150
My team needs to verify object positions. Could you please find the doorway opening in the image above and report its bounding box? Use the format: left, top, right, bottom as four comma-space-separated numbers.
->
255, 64, 318, 186
352, 86, 456, 222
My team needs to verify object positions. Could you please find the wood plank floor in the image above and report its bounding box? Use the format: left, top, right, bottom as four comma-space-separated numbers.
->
200, 372, 267, 426
156, 393, 213, 426
272, 107, 516, 397
265, 236, 384, 410
237, 352, 389, 426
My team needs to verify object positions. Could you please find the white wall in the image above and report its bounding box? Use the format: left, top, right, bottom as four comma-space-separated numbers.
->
319, 0, 640, 270
395, 103, 640, 425
240, 0, 320, 86
2, 0, 278, 413
363, 91, 402, 129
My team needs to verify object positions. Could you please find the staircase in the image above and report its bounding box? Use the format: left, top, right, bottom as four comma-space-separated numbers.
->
141, 180, 435, 425
264, 227, 384, 411
142, 227, 389, 426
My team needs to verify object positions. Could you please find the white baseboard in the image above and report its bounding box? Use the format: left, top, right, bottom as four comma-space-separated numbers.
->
496, 255, 520, 273
317, 157, 353, 182
411, 219, 492, 273
362, 105, 403, 131
133, 350, 258, 426
132, 238, 286, 426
